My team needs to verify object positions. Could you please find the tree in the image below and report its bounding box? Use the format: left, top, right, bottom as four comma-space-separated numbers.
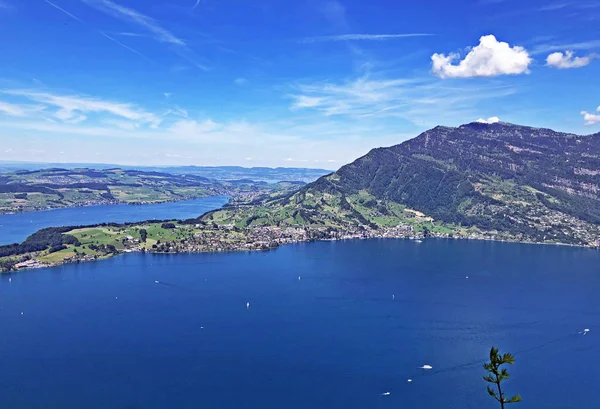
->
483, 347, 521, 409
139, 229, 148, 243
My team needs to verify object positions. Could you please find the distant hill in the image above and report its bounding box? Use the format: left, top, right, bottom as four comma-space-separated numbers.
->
204, 122, 600, 246
0, 168, 302, 214
0, 163, 332, 183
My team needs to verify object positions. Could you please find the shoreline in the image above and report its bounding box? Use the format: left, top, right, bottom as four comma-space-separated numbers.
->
2, 226, 595, 274
0, 194, 215, 215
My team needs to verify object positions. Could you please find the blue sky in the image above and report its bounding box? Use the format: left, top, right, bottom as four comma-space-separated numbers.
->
0, 0, 599, 168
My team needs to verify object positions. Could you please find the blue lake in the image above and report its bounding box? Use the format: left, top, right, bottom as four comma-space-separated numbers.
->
0, 196, 229, 245
0, 239, 598, 409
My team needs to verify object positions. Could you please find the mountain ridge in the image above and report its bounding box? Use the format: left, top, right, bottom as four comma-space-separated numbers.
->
201, 122, 600, 246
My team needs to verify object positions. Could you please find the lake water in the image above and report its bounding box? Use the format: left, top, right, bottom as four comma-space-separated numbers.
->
1, 239, 598, 409
0, 196, 229, 245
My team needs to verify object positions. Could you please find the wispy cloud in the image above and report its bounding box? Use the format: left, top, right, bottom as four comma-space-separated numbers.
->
3, 90, 160, 126
0, 101, 27, 116
44, 0, 82, 21
301, 33, 434, 43
172, 48, 210, 71
289, 73, 517, 127
113, 32, 146, 37
191, 0, 201, 10
318, 1, 348, 29
0, 101, 46, 117
538, 2, 571, 11
82, 0, 185, 45
82, 0, 210, 69
538, 1, 600, 11
0, 0, 11, 9
532, 40, 600, 55
43, 1, 149, 61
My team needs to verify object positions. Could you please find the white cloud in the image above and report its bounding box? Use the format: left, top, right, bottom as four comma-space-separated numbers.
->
234, 78, 248, 85
301, 33, 433, 43
3, 90, 160, 126
164, 92, 172, 98
431, 35, 532, 78
82, 0, 185, 45
476, 116, 501, 124
546, 50, 596, 69
581, 107, 600, 126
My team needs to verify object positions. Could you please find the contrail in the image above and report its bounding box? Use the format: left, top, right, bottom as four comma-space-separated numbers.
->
44, 0, 83, 22
192, 0, 200, 10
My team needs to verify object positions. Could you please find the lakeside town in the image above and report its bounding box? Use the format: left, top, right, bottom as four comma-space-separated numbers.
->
4, 220, 554, 273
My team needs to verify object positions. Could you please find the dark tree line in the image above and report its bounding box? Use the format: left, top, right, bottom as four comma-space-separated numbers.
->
0, 227, 81, 258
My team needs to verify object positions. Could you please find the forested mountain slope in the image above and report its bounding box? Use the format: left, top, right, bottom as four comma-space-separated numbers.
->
207, 122, 600, 246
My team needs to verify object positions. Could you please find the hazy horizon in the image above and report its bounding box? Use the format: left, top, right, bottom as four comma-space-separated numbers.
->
0, 159, 335, 171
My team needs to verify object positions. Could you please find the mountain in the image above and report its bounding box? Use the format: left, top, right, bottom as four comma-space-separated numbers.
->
204, 122, 600, 246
